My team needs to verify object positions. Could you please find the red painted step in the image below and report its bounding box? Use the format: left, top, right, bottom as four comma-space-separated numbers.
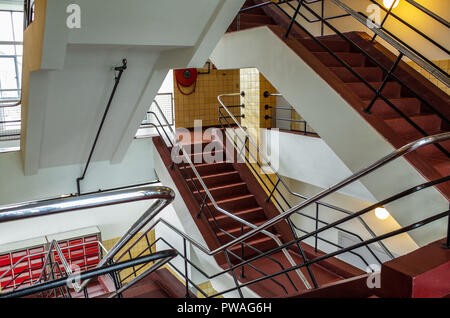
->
187, 170, 242, 188
179, 161, 234, 176
299, 39, 351, 53
384, 114, 442, 135
206, 194, 260, 212
346, 81, 402, 99
364, 98, 422, 117
209, 207, 267, 229
313, 52, 366, 67
194, 182, 250, 201
330, 66, 384, 82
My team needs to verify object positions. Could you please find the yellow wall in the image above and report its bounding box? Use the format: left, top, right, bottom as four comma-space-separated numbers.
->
174, 64, 240, 128
20, 0, 47, 168
408, 59, 450, 95
102, 230, 156, 284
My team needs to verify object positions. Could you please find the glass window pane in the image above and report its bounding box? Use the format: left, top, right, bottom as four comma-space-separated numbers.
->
12, 12, 24, 42
0, 12, 13, 41
0, 57, 18, 90
0, 45, 15, 55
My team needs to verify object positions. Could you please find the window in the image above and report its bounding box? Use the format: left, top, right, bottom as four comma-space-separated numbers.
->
0, 9, 23, 141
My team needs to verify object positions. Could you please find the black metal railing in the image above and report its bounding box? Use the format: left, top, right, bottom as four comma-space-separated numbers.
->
262, 91, 318, 136
239, 0, 450, 159
145, 101, 306, 295
219, 93, 394, 264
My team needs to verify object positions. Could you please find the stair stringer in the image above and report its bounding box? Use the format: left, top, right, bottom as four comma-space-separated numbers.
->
210, 26, 448, 249
152, 143, 259, 298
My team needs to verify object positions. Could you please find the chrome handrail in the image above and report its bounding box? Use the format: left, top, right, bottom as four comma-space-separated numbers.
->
207, 129, 450, 255
328, 0, 449, 87
218, 93, 395, 259
0, 185, 175, 294
152, 100, 312, 289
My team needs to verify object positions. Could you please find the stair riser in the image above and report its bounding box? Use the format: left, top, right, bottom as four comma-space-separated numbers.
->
331, 67, 384, 82
180, 162, 234, 177
435, 162, 450, 176
211, 210, 267, 229
368, 99, 422, 117
228, 238, 279, 262
300, 40, 351, 53
188, 172, 242, 188
194, 183, 249, 201
346, 82, 402, 99
217, 227, 276, 244
415, 140, 450, 157
385, 116, 442, 136
314, 53, 366, 67
207, 196, 259, 213
176, 150, 225, 165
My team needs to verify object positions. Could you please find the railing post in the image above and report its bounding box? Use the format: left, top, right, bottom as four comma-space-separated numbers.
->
442, 207, 450, 249
109, 260, 123, 298
371, 0, 396, 42
240, 223, 246, 278
315, 204, 319, 252
285, 0, 304, 38
183, 238, 190, 298
364, 52, 404, 114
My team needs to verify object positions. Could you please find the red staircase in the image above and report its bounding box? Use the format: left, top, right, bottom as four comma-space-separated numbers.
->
228, 0, 450, 199
153, 135, 364, 297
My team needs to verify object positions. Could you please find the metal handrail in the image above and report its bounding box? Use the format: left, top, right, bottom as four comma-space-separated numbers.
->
205, 126, 450, 255
327, 0, 449, 87
0, 251, 177, 298
218, 93, 395, 259
0, 240, 107, 284
151, 100, 312, 289
0, 185, 175, 295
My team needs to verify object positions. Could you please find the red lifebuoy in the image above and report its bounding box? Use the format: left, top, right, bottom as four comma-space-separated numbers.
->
175, 68, 198, 95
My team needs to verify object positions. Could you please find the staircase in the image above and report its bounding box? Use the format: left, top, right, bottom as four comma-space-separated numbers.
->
225, 0, 450, 199
153, 132, 365, 297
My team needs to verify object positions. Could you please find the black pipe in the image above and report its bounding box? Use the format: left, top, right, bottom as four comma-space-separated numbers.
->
76, 58, 127, 195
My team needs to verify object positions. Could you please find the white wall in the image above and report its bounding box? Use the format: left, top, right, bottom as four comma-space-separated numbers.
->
266, 129, 377, 202
210, 26, 448, 247
279, 177, 418, 270
0, 138, 158, 244
279, 0, 450, 61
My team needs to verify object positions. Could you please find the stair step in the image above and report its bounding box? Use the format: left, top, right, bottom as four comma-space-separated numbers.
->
426, 155, 450, 176
384, 114, 442, 135
239, 13, 274, 24
207, 194, 259, 212
300, 39, 351, 53
403, 130, 450, 157
313, 52, 366, 67
330, 67, 384, 82
177, 149, 225, 164
194, 182, 250, 201
209, 207, 267, 228
228, 234, 281, 262
179, 161, 234, 177
217, 221, 275, 243
188, 170, 242, 188
346, 81, 402, 99
365, 98, 422, 117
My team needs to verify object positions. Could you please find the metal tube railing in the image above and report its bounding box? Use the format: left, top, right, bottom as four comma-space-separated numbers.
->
206, 123, 450, 255
219, 93, 395, 259
151, 100, 312, 289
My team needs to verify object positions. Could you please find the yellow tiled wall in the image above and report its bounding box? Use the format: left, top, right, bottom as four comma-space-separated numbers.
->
174, 64, 240, 128
408, 59, 450, 95
240, 68, 278, 199
102, 230, 156, 284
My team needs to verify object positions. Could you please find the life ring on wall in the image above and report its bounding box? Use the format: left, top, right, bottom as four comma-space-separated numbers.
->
175, 68, 198, 96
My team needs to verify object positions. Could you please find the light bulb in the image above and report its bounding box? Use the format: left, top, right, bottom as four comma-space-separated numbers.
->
375, 207, 390, 220
383, 0, 400, 9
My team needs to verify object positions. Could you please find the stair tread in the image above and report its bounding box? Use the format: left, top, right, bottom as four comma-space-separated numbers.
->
209, 206, 265, 222
191, 170, 239, 180
207, 193, 255, 205
198, 181, 248, 192
218, 220, 268, 238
